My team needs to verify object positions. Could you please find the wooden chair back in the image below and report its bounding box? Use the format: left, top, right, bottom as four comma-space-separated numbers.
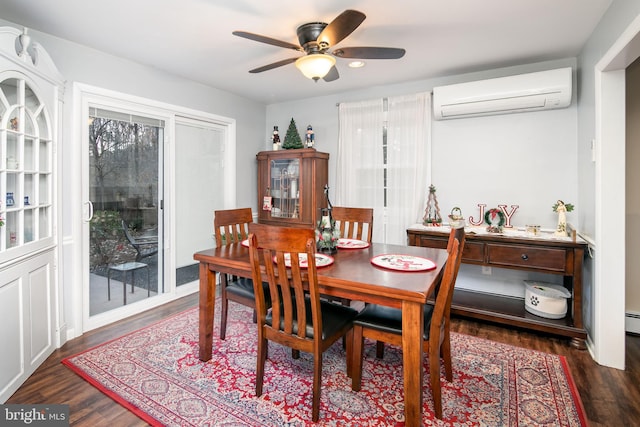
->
214, 208, 253, 246
331, 206, 374, 242
247, 223, 321, 345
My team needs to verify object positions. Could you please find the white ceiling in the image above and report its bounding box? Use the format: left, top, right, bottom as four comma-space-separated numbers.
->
0, 0, 612, 104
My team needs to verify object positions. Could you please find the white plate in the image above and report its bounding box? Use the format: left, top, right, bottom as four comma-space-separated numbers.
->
370, 254, 436, 272
274, 253, 334, 268
337, 238, 370, 249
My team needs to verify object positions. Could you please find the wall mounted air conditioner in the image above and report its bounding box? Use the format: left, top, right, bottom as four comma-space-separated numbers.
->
432, 67, 572, 120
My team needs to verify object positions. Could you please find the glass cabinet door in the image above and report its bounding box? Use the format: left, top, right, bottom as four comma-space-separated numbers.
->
269, 157, 300, 219
0, 76, 52, 253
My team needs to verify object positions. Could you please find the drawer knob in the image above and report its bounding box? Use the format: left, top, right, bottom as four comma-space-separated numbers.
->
521, 254, 529, 261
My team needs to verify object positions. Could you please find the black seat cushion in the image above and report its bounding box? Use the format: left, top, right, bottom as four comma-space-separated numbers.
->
225, 277, 271, 305
354, 303, 435, 340
266, 298, 358, 340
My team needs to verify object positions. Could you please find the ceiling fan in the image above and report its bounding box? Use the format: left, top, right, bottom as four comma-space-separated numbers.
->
232, 9, 406, 82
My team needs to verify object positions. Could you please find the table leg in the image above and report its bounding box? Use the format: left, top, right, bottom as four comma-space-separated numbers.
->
402, 300, 423, 427
199, 262, 217, 361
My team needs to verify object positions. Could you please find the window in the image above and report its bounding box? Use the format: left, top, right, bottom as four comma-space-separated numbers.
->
336, 93, 431, 244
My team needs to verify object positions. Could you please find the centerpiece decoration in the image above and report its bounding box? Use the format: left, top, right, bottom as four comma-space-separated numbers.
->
316, 185, 340, 254
553, 200, 574, 236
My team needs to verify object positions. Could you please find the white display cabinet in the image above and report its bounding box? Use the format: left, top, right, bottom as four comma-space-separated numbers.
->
1, 77, 53, 253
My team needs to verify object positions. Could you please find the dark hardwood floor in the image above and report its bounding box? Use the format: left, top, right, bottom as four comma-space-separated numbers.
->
7, 293, 639, 426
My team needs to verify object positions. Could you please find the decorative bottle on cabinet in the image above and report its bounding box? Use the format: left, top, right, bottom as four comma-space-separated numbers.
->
256, 148, 329, 229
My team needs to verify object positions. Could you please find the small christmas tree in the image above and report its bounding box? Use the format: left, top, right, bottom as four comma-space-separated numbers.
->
282, 118, 304, 149
423, 184, 442, 226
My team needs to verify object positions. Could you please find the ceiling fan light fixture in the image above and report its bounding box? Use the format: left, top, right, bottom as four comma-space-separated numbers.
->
295, 54, 336, 81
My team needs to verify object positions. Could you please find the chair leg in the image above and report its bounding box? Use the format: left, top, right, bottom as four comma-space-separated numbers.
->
375, 340, 385, 359
256, 336, 267, 397
442, 329, 453, 382
429, 341, 443, 419
312, 349, 323, 422
345, 329, 353, 378
220, 275, 229, 340
351, 325, 364, 391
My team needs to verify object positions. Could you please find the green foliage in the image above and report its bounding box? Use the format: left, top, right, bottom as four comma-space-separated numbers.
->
282, 118, 304, 149
552, 201, 575, 212
90, 210, 125, 267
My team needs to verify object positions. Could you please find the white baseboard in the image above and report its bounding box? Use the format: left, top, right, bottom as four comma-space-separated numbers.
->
626, 311, 640, 334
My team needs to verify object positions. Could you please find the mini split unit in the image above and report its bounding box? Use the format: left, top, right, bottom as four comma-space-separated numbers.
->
432, 67, 572, 120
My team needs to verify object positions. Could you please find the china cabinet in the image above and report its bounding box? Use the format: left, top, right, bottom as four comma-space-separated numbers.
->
0, 27, 63, 402
256, 148, 329, 229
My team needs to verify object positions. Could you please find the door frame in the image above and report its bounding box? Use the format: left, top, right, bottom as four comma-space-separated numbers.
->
71, 83, 236, 334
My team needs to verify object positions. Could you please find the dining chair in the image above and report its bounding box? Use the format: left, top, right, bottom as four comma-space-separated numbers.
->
373, 226, 465, 359
214, 208, 271, 340
331, 206, 374, 243
328, 206, 374, 311
247, 223, 358, 422
351, 228, 465, 420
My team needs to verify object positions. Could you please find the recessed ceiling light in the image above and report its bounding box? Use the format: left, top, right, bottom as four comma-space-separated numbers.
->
348, 61, 366, 68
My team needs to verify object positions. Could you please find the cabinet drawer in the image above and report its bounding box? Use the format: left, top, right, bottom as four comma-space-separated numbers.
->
415, 236, 484, 263
487, 244, 567, 272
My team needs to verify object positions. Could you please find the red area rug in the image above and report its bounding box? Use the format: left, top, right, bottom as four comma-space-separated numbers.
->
62, 302, 587, 426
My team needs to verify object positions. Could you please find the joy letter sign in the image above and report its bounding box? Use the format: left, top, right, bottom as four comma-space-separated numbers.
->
467, 204, 519, 228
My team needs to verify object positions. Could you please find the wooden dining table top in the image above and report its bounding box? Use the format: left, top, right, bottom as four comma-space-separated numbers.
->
193, 241, 449, 307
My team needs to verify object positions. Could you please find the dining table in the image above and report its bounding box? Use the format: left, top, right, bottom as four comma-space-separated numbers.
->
194, 240, 448, 427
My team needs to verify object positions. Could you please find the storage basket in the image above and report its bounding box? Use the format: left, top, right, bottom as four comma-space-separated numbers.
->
524, 281, 571, 319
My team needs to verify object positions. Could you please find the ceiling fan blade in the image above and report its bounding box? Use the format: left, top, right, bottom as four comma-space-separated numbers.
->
233, 31, 302, 51
248, 57, 298, 73
333, 47, 406, 59
323, 66, 340, 82
318, 10, 366, 47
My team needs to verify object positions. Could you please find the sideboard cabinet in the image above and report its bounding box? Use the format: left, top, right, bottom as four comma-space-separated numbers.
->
407, 225, 588, 348
256, 149, 329, 229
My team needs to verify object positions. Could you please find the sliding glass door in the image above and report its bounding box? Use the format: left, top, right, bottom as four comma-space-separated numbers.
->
86, 107, 164, 317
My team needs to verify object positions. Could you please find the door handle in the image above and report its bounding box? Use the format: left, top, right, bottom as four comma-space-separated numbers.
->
84, 201, 94, 222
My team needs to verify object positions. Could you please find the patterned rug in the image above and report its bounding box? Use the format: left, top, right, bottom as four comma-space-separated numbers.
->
62, 302, 587, 426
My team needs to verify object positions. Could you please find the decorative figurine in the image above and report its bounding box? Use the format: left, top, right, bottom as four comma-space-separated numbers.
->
305, 125, 315, 148
271, 126, 280, 150
553, 200, 574, 237
423, 184, 442, 226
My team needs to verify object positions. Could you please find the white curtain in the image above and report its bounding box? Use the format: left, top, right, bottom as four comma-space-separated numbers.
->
336, 93, 430, 244
336, 99, 385, 241
386, 92, 431, 244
